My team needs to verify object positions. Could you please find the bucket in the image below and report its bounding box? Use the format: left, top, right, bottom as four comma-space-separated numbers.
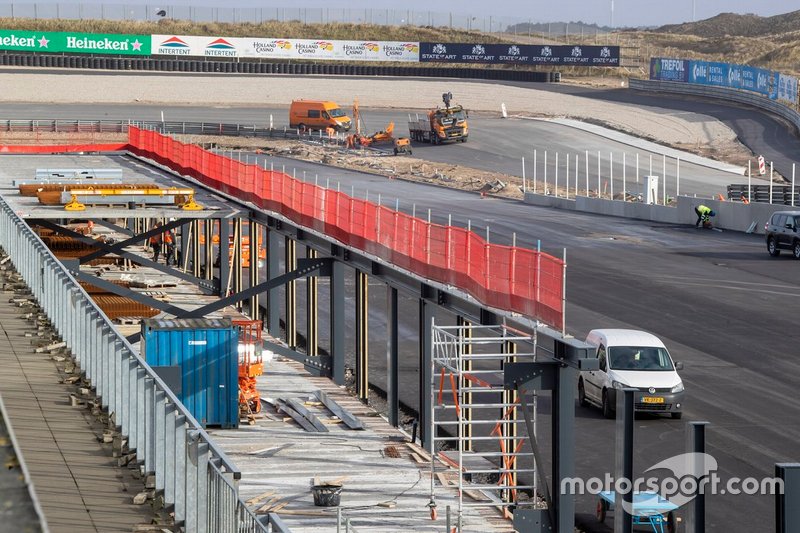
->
311, 484, 342, 507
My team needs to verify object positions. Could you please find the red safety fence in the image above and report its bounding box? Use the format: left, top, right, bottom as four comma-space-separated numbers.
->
126, 127, 565, 328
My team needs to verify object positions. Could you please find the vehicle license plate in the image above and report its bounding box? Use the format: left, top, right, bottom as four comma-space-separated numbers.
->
642, 396, 665, 404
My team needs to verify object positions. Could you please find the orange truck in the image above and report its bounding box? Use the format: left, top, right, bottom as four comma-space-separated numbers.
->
289, 100, 352, 132
407, 92, 468, 145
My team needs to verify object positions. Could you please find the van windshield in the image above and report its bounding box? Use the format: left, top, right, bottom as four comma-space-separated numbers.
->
608, 346, 673, 371
328, 108, 346, 118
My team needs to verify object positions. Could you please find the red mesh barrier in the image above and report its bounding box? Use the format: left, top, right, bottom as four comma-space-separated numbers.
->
0, 143, 128, 153
126, 127, 565, 328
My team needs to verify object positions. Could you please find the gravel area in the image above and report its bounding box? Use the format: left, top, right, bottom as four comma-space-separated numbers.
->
0, 70, 738, 149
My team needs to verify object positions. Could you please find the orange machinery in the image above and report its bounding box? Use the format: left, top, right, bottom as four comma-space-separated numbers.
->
233, 320, 264, 416
198, 230, 266, 268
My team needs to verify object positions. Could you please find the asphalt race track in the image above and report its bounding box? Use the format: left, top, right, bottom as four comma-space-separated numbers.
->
3, 87, 800, 531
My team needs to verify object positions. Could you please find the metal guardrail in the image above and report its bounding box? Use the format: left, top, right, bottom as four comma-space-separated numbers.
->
629, 79, 800, 133
0, 196, 267, 533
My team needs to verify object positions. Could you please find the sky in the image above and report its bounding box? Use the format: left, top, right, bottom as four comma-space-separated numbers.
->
12, 1, 796, 28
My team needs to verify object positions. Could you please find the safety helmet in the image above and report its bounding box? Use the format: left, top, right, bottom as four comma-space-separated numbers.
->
709, 210, 716, 216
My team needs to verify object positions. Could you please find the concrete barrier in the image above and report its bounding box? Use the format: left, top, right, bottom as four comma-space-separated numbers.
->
524, 192, 792, 234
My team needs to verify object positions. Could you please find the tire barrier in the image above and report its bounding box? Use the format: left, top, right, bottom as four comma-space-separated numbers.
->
0, 52, 556, 83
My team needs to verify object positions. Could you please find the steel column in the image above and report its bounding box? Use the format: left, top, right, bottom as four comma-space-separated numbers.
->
330, 257, 345, 385
502, 339, 518, 500
614, 388, 635, 533
266, 226, 281, 338
685, 421, 709, 533
219, 219, 230, 297
554, 363, 577, 533
285, 237, 297, 348
192, 219, 201, 277
419, 298, 433, 450
204, 219, 214, 281
458, 317, 473, 451
387, 286, 399, 427
306, 247, 318, 356
249, 220, 260, 320
355, 269, 369, 402
233, 218, 243, 305
776, 463, 800, 533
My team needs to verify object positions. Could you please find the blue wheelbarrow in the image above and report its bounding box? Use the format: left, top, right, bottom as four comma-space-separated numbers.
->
596, 491, 677, 533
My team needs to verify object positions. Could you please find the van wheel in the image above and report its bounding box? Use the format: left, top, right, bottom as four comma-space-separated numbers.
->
768, 237, 780, 257
578, 379, 589, 407
793, 240, 800, 259
298, 123, 307, 132
602, 389, 614, 419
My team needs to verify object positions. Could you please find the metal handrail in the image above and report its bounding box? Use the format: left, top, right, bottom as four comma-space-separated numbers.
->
0, 196, 267, 532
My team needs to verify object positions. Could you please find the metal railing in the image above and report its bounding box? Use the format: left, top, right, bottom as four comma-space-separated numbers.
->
0, 196, 267, 533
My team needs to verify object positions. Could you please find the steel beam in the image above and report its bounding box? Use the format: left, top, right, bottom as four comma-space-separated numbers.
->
285, 237, 297, 349
182, 258, 330, 319
76, 217, 186, 263
329, 251, 345, 385
355, 269, 369, 402
30, 218, 216, 291
776, 463, 800, 533
70, 270, 187, 316
387, 286, 399, 427
266, 226, 281, 338
306, 247, 318, 356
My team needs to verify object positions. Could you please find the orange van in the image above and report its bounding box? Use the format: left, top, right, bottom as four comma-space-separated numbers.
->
289, 100, 352, 132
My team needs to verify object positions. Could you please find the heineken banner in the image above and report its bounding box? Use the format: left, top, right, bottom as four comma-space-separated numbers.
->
419, 43, 620, 66
0, 30, 149, 55
151, 34, 420, 62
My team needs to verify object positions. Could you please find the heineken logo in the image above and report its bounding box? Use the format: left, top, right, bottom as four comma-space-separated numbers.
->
0, 30, 149, 55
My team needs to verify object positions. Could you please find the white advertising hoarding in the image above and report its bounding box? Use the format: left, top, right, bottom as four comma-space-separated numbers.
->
152, 35, 419, 62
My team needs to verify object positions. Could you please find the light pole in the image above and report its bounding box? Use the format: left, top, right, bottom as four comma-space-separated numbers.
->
610, 0, 615, 28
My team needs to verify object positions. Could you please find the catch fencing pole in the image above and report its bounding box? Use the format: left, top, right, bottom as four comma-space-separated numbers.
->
566, 153, 570, 199
770, 162, 774, 204
610, 152, 614, 200
662, 154, 667, 205
748, 161, 752, 202
585, 151, 589, 196
544, 151, 548, 195
522, 157, 526, 193
676, 157, 680, 198
597, 150, 601, 196
622, 153, 626, 200
575, 154, 579, 198
793, 164, 797, 207
533, 149, 537, 194
555, 153, 559, 197
649, 154, 653, 177
636, 153, 640, 184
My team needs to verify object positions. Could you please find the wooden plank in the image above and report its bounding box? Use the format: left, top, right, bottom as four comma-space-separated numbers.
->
245, 490, 275, 505
283, 397, 329, 432
313, 389, 365, 430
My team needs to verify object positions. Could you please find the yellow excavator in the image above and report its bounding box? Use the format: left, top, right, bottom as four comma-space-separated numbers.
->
345, 99, 412, 155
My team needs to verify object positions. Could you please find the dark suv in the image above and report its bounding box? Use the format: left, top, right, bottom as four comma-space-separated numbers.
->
766, 211, 800, 258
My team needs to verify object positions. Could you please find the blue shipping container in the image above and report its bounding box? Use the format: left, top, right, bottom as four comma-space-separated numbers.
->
142, 318, 239, 428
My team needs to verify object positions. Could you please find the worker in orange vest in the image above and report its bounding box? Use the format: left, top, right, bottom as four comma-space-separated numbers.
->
164, 228, 176, 266
149, 222, 163, 263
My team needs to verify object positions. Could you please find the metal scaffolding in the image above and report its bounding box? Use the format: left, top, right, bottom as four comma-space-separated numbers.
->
430, 318, 540, 529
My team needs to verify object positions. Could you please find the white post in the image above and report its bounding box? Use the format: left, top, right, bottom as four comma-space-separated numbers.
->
555, 152, 559, 197
597, 150, 601, 197
566, 153, 570, 199
769, 161, 774, 204
748, 160, 752, 202
575, 154, 579, 198
793, 164, 796, 207
585, 150, 589, 196
622, 152, 626, 201
636, 152, 640, 184
676, 157, 680, 198
533, 149, 537, 194
522, 156, 527, 194
662, 154, 667, 205
609, 152, 614, 200
649, 154, 653, 177
544, 151, 548, 195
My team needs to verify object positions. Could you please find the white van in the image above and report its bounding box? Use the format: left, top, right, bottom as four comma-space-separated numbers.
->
579, 329, 684, 419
